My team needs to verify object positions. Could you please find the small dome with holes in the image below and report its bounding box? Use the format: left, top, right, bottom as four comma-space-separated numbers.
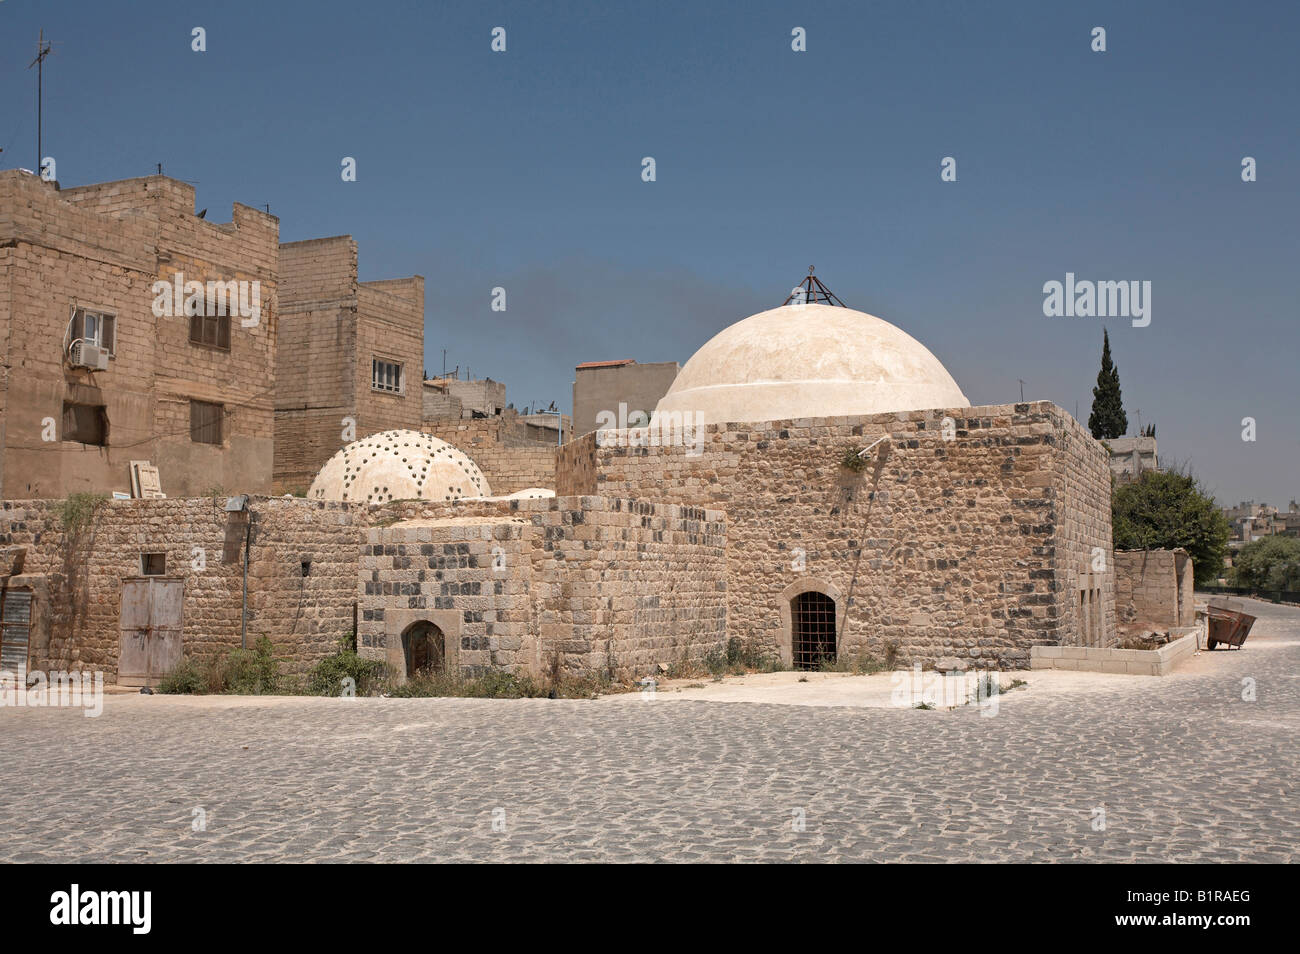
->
307, 429, 491, 504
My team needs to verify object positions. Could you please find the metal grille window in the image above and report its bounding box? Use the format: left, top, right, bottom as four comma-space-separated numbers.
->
189, 311, 231, 350
190, 400, 223, 445
62, 401, 108, 445
372, 358, 402, 394
791, 591, 837, 670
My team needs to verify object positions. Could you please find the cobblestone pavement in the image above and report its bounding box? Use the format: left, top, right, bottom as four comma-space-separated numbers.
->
3, 597, 1297, 863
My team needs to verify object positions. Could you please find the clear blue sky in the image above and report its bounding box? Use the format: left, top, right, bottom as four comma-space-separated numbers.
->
3, 0, 1296, 505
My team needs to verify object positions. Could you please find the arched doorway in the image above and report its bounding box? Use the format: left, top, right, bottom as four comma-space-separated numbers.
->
402, 621, 445, 679
791, 591, 837, 670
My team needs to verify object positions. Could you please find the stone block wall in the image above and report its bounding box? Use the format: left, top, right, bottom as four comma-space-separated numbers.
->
0, 496, 360, 682
560, 402, 1116, 668
421, 387, 462, 420
1053, 408, 1118, 647
274, 237, 359, 492
422, 418, 558, 494
357, 496, 727, 679
556, 432, 597, 496
1114, 548, 1194, 631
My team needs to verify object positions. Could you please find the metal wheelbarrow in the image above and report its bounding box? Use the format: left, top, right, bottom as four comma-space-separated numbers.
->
1205, 599, 1256, 650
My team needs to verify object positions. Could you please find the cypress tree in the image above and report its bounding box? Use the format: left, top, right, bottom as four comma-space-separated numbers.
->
1088, 329, 1128, 439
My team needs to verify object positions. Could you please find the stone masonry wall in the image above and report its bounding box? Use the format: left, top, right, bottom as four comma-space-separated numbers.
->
1055, 410, 1119, 646
422, 418, 557, 494
357, 496, 727, 679
563, 402, 1116, 668
0, 496, 360, 682
1114, 549, 1193, 631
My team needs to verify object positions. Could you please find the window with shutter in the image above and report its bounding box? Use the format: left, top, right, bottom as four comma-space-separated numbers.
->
189, 311, 231, 351
190, 400, 223, 444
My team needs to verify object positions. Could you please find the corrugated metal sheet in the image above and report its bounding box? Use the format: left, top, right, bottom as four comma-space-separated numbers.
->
0, 588, 33, 684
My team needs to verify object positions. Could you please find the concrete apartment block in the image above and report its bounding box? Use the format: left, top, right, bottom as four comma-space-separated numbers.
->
1107, 435, 1158, 484
572, 359, 680, 437
0, 170, 279, 499
273, 236, 424, 492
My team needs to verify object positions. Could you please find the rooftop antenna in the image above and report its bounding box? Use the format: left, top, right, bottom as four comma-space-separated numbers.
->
1018, 379, 1025, 402
28, 29, 56, 175
782, 265, 847, 307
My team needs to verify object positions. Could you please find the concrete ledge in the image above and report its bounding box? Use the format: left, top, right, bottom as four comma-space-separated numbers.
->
1030, 632, 1197, 676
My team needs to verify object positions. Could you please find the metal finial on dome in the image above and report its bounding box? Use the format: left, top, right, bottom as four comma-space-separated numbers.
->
782, 266, 847, 307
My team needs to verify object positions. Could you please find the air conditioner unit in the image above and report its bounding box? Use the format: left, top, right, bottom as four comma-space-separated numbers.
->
69, 340, 110, 371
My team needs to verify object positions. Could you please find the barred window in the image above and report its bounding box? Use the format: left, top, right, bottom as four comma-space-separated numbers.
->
372, 358, 403, 394
190, 400, 223, 445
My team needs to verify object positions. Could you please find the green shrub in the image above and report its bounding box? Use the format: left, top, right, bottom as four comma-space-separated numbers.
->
1231, 536, 1300, 592
382, 667, 612, 699
155, 637, 282, 695
53, 492, 109, 533
701, 637, 783, 676
1112, 468, 1230, 586
222, 637, 281, 694
157, 657, 207, 694
307, 641, 388, 696
818, 654, 887, 674
840, 447, 868, 472
387, 668, 545, 698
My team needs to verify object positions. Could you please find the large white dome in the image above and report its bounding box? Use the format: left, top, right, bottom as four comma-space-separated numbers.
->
654, 303, 968, 426
308, 429, 491, 504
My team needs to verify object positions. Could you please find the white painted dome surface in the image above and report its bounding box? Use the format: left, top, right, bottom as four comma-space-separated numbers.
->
654, 303, 969, 426
308, 429, 491, 503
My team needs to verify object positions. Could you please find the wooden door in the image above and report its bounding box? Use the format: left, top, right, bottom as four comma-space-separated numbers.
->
118, 577, 184, 687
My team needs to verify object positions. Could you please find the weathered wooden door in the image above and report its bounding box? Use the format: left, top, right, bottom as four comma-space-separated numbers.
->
118, 577, 184, 687
0, 587, 33, 686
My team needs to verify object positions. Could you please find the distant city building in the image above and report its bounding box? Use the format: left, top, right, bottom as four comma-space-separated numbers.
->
572, 359, 679, 437
423, 374, 506, 420
1223, 500, 1300, 543
1106, 435, 1158, 484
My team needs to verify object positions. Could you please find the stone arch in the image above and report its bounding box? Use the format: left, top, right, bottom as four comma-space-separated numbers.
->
401, 620, 446, 680
778, 578, 844, 669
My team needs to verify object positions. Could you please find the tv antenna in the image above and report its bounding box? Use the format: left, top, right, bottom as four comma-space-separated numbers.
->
28, 29, 57, 175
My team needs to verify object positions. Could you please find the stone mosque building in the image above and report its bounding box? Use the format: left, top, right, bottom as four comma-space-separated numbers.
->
333, 273, 1117, 679
1, 268, 1116, 685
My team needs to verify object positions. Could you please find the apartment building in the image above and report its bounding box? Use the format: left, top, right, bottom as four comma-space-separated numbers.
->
0, 171, 278, 498
273, 236, 424, 492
